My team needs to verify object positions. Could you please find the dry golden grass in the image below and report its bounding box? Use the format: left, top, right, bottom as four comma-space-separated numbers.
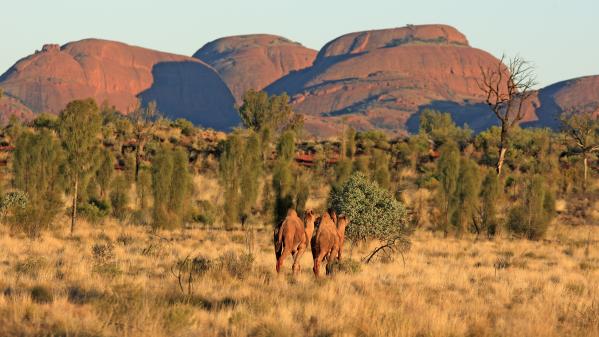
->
0, 220, 597, 337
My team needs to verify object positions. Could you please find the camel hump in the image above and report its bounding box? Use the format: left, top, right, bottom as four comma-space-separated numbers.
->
286, 209, 298, 217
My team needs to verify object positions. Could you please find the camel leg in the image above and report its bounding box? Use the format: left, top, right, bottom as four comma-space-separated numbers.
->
276, 245, 292, 273
326, 246, 339, 275
293, 242, 307, 274
337, 239, 344, 260
313, 250, 327, 277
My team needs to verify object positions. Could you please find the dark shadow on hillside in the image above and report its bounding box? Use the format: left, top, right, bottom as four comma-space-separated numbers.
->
265, 53, 364, 95
407, 100, 499, 134
138, 61, 239, 131
520, 81, 568, 129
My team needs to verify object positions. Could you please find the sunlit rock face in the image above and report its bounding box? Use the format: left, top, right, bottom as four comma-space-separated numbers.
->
266, 24, 506, 136
0, 39, 239, 130
194, 34, 317, 103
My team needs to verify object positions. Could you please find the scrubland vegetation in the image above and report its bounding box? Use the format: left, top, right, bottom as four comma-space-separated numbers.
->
0, 86, 598, 336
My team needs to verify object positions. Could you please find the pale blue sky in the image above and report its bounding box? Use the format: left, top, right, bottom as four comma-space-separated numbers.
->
0, 0, 597, 87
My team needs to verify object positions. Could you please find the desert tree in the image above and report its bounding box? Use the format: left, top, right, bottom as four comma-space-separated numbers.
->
272, 132, 296, 224
131, 100, 158, 181
219, 132, 244, 226
238, 90, 293, 133
151, 145, 192, 230
238, 90, 299, 158
560, 110, 599, 187
478, 55, 537, 176
12, 129, 65, 235
219, 131, 263, 227
239, 132, 263, 225
454, 157, 481, 236
372, 149, 391, 190
507, 175, 555, 240
435, 141, 460, 235
419, 109, 472, 147
271, 130, 309, 224
109, 175, 130, 221
58, 99, 102, 234
477, 169, 500, 238
95, 148, 114, 198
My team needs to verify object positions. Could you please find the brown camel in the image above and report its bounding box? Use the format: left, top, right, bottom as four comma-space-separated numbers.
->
273, 209, 307, 274
328, 208, 337, 225
336, 215, 349, 260
311, 212, 339, 277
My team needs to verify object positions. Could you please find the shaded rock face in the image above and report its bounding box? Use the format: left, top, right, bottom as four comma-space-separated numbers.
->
522, 75, 599, 129
266, 24, 504, 136
0, 39, 239, 130
193, 34, 317, 103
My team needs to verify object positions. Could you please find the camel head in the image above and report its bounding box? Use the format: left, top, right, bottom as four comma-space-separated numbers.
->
319, 212, 336, 229
304, 209, 316, 226
337, 215, 349, 233
327, 208, 337, 224
286, 208, 298, 218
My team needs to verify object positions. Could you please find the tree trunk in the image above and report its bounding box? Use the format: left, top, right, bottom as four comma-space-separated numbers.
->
496, 126, 509, 176
496, 146, 507, 176
135, 145, 142, 182
70, 176, 78, 235
583, 154, 588, 189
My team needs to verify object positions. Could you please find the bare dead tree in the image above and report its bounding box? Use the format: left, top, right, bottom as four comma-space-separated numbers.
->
560, 109, 599, 187
478, 55, 537, 176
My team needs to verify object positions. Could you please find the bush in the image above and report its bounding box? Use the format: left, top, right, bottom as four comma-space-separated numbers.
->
192, 200, 217, 226
330, 172, 409, 242
67, 286, 102, 305
15, 256, 47, 278
30, 285, 53, 304
328, 258, 362, 275
79, 198, 111, 224
216, 251, 254, 280
507, 175, 555, 240
92, 242, 115, 265
110, 175, 130, 221
92, 242, 122, 277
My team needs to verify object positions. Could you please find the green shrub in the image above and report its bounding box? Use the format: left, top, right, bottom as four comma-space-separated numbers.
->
67, 286, 103, 305
192, 200, 217, 226
216, 251, 254, 280
79, 198, 111, 224
328, 258, 362, 275
30, 285, 53, 304
92, 242, 115, 265
330, 172, 409, 242
15, 256, 47, 278
110, 175, 130, 221
507, 175, 555, 240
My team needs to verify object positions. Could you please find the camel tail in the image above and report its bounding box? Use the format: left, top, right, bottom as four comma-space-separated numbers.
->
275, 222, 285, 256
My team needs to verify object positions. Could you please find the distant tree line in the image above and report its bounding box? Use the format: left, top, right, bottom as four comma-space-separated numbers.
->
0, 88, 597, 243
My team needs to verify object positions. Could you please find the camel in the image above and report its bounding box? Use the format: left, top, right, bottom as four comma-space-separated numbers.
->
336, 215, 349, 260
304, 209, 316, 247
273, 209, 307, 274
329, 208, 337, 225
311, 212, 339, 277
